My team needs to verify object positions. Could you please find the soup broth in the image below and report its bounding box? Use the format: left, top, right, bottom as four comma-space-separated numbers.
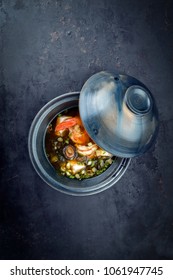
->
45, 108, 115, 180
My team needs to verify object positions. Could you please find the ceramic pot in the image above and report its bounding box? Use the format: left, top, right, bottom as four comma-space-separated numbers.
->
28, 92, 130, 196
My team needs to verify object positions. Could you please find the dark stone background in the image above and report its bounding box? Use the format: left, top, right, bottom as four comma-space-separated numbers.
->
0, 0, 173, 260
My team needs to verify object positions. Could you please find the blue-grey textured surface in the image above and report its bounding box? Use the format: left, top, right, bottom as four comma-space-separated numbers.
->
0, 0, 173, 259
79, 71, 159, 157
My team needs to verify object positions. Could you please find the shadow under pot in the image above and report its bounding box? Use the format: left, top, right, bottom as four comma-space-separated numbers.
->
28, 92, 130, 196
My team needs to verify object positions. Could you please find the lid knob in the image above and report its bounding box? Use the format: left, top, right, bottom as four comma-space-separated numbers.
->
125, 85, 152, 115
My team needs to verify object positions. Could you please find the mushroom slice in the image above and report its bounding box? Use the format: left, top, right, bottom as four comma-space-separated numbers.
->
63, 145, 76, 160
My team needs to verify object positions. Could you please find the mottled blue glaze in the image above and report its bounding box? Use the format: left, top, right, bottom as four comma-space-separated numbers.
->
79, 71, 159, 158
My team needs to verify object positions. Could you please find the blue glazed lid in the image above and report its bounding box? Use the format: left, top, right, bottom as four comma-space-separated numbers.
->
79, 71, 159, 158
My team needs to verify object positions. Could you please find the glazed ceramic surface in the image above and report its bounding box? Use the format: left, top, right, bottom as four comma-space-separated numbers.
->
80, 71, 159, 157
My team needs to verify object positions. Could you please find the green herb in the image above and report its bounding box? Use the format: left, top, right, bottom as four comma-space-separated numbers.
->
65, 139, 69, 144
